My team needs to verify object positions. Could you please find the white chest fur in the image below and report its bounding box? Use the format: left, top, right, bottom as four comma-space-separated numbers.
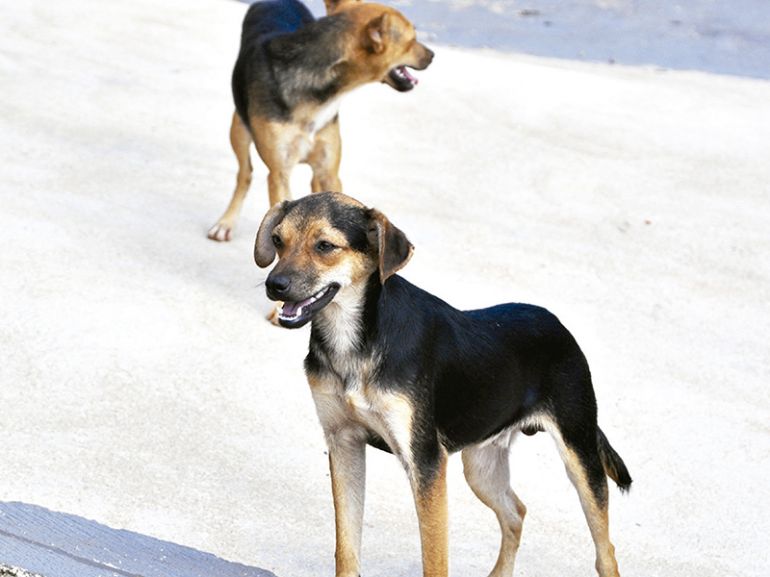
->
310, 365, 415, 464
308, 95, 343, 136
287, 96, 345, 164
309, 285, 416, 463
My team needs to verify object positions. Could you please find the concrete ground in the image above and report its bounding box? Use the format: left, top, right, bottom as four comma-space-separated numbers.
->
1, 1, 769, 576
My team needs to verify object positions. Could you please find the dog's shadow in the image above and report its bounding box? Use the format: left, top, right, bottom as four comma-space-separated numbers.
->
0, 502, 276, 577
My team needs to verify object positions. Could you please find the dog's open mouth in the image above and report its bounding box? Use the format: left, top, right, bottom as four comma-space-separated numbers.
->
387, 65, 419, 92
278, 283, 340, 328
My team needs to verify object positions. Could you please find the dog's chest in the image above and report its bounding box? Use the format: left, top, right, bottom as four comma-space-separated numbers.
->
309, 304, 415, 456
308, 96, 342, 135
333, 359, 383, 425
311, 360, 414, 456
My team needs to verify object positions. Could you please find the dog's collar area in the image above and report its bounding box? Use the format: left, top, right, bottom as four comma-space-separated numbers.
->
279, 283, 341, 328
388, 65, 418, 91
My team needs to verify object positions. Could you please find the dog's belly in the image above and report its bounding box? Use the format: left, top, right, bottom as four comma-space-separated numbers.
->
287, 97, 342, 163
434, 365, 544, 452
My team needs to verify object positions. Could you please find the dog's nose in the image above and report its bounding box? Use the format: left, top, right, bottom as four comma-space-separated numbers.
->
421, 47, 435, 67
266, 273, 291, 297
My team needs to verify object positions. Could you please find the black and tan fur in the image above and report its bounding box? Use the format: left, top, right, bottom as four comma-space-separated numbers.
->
208, 0, 433, 241
254, 192, 632, 577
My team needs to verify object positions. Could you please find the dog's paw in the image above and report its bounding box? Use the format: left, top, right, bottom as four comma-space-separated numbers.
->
207, 222, 234, 242
267, 304, 282, 326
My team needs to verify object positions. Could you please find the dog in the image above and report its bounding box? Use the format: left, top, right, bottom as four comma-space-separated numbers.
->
207, 0, 434, 241
254, 191, 632, 577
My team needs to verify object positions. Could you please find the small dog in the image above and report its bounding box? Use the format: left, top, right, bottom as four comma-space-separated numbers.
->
208, 0, 434, 241
254, 192, 632, 577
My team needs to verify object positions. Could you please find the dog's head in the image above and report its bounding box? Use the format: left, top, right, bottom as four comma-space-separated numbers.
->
255, 192, 413, 329
340, 2, 434, 92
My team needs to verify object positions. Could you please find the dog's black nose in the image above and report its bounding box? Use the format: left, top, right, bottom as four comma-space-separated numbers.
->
266, 273, 291, 297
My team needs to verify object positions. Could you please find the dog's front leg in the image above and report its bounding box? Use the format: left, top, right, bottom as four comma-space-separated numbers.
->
410, 445, 449, 577
328, 430, 367, 577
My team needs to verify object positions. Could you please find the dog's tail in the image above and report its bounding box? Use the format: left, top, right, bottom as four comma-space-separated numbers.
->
597, 427, 632, 493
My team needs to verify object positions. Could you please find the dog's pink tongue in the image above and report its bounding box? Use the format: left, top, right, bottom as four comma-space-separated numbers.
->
282, 301, 300, 316
401, 66, 418, 84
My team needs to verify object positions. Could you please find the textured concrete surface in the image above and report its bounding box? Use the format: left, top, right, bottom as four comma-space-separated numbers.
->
1, 1, 769, 576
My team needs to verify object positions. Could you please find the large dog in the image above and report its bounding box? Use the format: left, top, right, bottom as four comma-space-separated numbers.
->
254, 191, 632, 577
208, 0, 434, 241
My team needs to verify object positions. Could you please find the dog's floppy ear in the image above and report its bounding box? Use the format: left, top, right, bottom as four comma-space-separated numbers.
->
364, 13, 391, 54
254, 202, 288, 268
367, 208, 413, 283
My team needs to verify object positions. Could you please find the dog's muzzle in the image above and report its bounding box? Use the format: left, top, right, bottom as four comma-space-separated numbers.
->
267, 278, 341, 329
386, 46, 434, 92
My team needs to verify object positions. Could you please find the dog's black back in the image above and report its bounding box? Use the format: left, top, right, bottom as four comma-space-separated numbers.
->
438, 300, 591, 452
233, 0, 349, 122
241, 0, 315, 45
328, 275, 590, 449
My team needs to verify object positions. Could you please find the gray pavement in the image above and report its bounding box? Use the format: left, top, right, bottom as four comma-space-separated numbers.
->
1, 1, 769, 576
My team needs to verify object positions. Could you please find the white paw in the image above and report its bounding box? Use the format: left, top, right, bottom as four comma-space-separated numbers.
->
267, 304, 282, 326
207, 222, 233, 242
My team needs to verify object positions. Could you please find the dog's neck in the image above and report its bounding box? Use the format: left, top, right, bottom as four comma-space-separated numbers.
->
312, 280, 369, 358
311, 273, 382, 361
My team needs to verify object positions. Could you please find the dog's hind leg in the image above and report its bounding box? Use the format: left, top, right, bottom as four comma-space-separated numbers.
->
308, 120, 343, 193
548, 419, 621, 577
250, 117, 299, 207
462, 433, 526, 577
208, 111, 254, 241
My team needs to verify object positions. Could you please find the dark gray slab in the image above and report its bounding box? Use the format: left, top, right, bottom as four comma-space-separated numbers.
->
0, 503, 276, 577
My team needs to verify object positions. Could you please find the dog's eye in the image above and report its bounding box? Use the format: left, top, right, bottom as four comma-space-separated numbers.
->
316, 240, 336, 253
271, 234, 282, 248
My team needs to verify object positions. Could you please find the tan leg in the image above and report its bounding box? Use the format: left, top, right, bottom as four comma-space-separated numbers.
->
266, 168, 292, 206
266, 305, 282, 326
462, 440, 526, 577
245, 117, 301, 207
307, 120, 342, 193
309, 375, 368, 577
208, 111, 253, 241
553, 433, 621, 577
328, 432, 367, 577
411, 449, 449, 577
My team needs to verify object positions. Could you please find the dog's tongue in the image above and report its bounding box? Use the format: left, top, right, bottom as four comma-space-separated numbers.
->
281, 294, 317, 317
399, 65, 418, 85
281, 301, 301, 317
